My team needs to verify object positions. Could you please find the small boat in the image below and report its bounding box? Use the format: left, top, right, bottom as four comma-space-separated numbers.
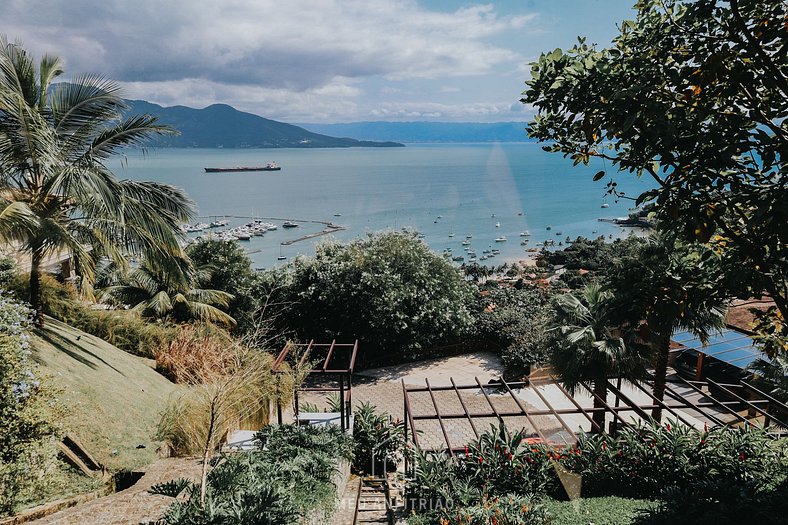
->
518, 212, 523, 216
601, 203, 610, 208
237, 233, 251, 241
209, 219, 229, 228
448, 233, 455, 238
546, 225, 552, 230
277, 256, 287, 260
495, 222, 501, 228
204, 162, 280, 173
452, 255, 465, 262
462, 240, 471, 246
437, 215, 443, 219
555, 231, 563, 236
267, 225, 278, 230
519, 231, 530, 237
282, 221, 299, 228
465, 234, 473, 239
494, 236, 507, 242
333, 213, 342, 217
434, 220, 438, 224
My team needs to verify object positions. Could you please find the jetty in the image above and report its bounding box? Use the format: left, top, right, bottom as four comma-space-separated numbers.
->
280, 225, 345, 246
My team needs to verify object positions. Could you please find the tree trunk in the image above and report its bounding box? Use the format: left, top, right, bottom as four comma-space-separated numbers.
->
29, 250, 44, 327
651, 333, 671, 422
592, 377, 607, 434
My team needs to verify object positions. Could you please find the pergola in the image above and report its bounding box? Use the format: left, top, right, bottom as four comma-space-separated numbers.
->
402, 375, 788, 471
272, 340, 359, 431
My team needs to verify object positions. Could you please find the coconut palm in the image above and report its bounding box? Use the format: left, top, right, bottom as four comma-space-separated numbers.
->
97, 255, 235, 326
0, 36, 194, 325
550, 283, 650, 433
606, 235, 727, 421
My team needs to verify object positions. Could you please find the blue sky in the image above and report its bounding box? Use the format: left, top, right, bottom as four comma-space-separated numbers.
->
5, 0, 635, 122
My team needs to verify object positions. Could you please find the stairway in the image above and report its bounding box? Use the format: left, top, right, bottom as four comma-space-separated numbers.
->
353, 476, 393, 524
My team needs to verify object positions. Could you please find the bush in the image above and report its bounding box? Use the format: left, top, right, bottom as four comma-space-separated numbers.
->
564, 420, 785, 498
472, 287, 554, 372
637, 478, 788, 525
460, 422, 559, 496
253, 231, 477, 365
153, 424, 354, 525
352, 402, 404, 473
0, 293, 60, 516
187, 239, 257, 332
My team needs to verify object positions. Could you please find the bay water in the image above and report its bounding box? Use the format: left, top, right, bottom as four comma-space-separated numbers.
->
110, 143, 654, 269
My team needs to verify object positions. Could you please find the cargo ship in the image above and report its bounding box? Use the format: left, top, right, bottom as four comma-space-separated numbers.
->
204, 162, 280, 173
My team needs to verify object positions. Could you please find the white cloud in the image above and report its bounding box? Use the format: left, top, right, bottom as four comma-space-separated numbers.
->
7, 0, 531, 87
5, 0, 538, 122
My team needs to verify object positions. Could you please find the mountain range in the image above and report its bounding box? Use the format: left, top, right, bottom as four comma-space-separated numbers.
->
125, 100, 404, 148
297, 121, 535, 143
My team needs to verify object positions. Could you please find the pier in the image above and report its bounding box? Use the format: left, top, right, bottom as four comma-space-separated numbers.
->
280, 225, 345, 246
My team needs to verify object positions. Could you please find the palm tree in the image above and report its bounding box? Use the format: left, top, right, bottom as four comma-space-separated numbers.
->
550, 283, 650, 433
97, 255, 236, 326
0, 36, 194, 326
606, 235, 727, 421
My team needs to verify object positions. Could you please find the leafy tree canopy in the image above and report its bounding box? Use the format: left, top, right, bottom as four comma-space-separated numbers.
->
256, 231, 477, 364
523, 0, 787, 354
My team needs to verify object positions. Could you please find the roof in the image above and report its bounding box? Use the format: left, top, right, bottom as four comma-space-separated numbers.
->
672, 328, 764, 370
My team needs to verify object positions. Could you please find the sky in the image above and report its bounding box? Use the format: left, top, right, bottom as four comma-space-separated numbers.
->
4, 0, 636, 123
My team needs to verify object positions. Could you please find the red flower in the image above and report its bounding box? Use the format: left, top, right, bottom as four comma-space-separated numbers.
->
464, 445, 469, 456
509, 453, 514, 461
741, 452, 745, 461
666, 423, 671, 432
480, 456, 484, 464
602, 442, 607, 451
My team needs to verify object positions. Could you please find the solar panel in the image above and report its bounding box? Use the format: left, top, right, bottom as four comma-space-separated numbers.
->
672, 328, 763, 370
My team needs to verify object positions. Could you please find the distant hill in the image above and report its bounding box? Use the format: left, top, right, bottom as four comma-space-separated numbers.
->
296, 121, 535, 143
125, 100, 404, 148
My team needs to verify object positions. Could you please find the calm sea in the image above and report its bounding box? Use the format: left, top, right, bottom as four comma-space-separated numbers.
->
109, 144, 654, 269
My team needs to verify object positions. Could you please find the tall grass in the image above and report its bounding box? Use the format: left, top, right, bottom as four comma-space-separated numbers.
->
156, 339, 310, 504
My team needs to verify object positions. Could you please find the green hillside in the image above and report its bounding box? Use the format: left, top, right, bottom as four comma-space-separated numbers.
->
127, 100, 404, 149
31, 318, 178, 471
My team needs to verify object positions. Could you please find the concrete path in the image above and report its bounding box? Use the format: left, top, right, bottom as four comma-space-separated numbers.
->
29, 458, 201, 525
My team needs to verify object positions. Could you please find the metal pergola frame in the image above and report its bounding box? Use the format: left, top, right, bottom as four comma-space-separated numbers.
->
402, 375, 788, 472
272, 339, 359, 430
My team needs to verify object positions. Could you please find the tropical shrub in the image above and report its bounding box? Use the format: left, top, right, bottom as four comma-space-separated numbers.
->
564, 420, 785, 498
253, 232, 477, 365
187, 239, 257, 332
0, 293, 60, 515
473, 286, 554, 372
460, 422, 559, 496
353, 402, 405, 473
152, 424, 354, 525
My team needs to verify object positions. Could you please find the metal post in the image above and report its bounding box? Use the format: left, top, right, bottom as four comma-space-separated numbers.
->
339, 375, 346, 431
695, 352, 705, 381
